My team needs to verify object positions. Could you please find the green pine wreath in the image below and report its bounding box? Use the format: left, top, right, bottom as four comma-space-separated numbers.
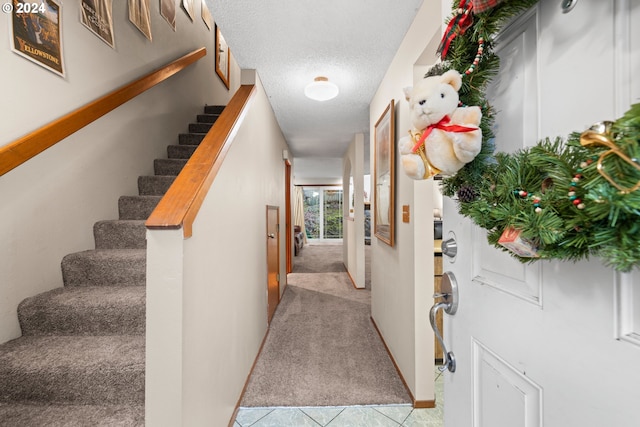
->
434, 0, 640, 272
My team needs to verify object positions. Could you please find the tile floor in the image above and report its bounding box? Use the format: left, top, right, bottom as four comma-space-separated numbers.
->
234, 369, 444, 426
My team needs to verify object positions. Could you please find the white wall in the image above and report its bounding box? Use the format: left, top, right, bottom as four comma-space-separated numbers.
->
146, 70, 290, 426
293, 157, 344, 186
343, 133, 365, 288
369, 0, 442, 403
0, 2, 235, 343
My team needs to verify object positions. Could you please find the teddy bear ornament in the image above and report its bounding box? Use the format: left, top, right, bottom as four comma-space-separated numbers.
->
398, 69, 482, 180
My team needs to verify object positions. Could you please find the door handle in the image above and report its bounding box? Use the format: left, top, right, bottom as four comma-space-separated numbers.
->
429, 271, 458, 373
268, 233, 275, 239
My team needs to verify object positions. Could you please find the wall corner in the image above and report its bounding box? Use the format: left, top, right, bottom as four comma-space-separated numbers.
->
241, 69, 257, 85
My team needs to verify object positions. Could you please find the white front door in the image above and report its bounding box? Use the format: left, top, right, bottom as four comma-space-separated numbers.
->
442, 1, 640, 426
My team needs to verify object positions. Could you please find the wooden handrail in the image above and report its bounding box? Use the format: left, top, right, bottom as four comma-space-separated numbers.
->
145, 84, 256, 238
0, 47, 207, 177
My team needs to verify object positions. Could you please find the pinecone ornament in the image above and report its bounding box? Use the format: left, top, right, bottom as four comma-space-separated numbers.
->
457, 184, 478, 202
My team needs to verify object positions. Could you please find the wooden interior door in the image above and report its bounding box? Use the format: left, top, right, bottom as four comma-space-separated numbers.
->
285, 161, 292, 273
266, 205, 280, 324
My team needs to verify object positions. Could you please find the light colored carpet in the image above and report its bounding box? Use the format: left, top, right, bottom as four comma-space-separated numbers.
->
290, 243, 346, 273
240, 243, 410, 407
0, 106, 225, 425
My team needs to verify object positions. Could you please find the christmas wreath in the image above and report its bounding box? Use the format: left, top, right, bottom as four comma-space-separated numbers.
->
435, 0, 640, 272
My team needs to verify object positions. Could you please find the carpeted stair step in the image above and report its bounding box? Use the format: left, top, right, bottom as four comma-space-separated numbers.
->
62, 249, 146, 287
204, 105, 224, 114
154, 158, 188, 175
179, 133, 206, 145
94, 219, 147, 249
18, 286, 145, 336
167, 144, 198, 159
0, 335, 144, 405
0, 402, 144, 427
188, 122, 213, 133
196, 113, 219, 124
118, 195, 162, 220
138, 175, 176, 196
0, 104, 227, 423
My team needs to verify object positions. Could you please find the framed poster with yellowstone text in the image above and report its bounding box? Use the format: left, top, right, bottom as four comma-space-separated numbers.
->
11, 0, 64, 77
374, 100, 395, 247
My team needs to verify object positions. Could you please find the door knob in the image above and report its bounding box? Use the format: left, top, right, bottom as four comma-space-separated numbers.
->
268, 233, 275, 239
441, 237, 457, 259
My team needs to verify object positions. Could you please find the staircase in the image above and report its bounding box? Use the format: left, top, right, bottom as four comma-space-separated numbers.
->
0, 105, 224, 426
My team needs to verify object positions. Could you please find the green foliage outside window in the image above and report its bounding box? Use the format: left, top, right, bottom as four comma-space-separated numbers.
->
303, 188, 343, 239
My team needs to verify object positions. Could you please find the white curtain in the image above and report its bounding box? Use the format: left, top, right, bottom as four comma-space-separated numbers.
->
293, 186, 307, 243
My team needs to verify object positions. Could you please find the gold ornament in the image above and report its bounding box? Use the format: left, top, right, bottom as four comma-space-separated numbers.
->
580, 121, 640, 194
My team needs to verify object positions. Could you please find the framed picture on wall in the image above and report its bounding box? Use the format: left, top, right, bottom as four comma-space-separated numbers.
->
201, 0, 211, 30
215, 23, 230, 89
129, 0, 152, 41
374, 100, 395, 247
11, 0, 65, 77
181, 0, 194, 21
160, 0, 176, 31
80, 0, 115, 48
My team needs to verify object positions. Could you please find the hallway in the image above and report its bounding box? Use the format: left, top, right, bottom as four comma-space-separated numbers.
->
233, 242, 444, 426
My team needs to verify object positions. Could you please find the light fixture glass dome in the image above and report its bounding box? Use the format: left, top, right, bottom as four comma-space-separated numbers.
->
304, 76, 339, 101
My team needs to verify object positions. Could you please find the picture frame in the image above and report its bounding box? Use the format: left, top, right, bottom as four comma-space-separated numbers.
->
160, 0, 176, 31
201, 0, 212, 30
129, 0, 152, 41
11, 0, 65, 77
80, 0, 115, 49
373, 100, 395, 247
215, 24, 230, 89
181, 0, 194, 21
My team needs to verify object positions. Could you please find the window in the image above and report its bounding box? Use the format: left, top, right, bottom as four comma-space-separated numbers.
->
303, 187, 343, 240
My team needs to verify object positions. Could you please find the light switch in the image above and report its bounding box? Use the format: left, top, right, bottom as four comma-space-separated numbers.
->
402, 205, 410, 223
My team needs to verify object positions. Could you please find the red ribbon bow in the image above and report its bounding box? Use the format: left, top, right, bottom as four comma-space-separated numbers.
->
411, 115, 479, 153
437, 0, 474, 60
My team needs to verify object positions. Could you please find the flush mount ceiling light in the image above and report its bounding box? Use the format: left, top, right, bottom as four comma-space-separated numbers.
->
304, 76, 339, 101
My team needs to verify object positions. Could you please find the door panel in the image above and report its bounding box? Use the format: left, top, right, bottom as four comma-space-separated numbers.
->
486, 8, 538, 151
612, 0, 640, 348
266, 206, 279, 323
442, 1, 640, 426
472, 228, 542, 305
473, 339, 542, 427
471, 8, 542, 307
615, 271, 640, 347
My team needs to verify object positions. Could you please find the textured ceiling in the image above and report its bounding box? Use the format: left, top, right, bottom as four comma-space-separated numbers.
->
205, 0, 424, 180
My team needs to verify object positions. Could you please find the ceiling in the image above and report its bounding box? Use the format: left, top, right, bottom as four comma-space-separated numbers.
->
205, 0, 425, 182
